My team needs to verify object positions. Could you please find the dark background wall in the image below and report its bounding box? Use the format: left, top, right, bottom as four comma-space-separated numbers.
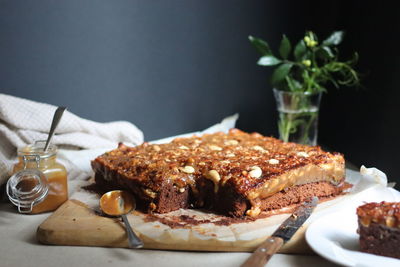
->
1, 1, 400, 186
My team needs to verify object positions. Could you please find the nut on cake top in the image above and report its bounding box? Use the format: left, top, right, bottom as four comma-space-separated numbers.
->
94, 129, 345, 199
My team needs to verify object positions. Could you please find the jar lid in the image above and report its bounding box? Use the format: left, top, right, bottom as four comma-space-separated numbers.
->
6, 169, 49, 213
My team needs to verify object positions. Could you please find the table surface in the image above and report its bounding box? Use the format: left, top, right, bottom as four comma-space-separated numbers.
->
0, 141, 353, 267
0, 200, 341, 267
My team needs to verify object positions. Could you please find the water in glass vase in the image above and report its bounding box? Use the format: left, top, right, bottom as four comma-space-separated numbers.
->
277, 107, 319, 146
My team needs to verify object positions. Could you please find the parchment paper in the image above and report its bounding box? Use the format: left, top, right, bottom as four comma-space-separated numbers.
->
58, 114, 400, 252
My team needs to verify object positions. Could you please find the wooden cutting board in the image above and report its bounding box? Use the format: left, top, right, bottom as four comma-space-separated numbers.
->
36, 199, 314, 253
36, 168, 388, 253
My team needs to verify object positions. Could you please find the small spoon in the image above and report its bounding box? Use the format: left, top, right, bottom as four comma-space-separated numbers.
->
100, 190, 144, 248
44, 106, 67, 151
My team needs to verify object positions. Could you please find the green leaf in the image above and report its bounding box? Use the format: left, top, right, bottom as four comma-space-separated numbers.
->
279, 35, 291, 59
271, 63, 293, 85
347, 52, 359, 65
294, 40, 306, 60
322, 31, 344, 46
257, 55, 281, 66
248, 35, 272, 55
317, 46, 335, 59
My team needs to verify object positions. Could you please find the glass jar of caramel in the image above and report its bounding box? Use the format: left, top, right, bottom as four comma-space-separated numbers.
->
6, 141, 68, 214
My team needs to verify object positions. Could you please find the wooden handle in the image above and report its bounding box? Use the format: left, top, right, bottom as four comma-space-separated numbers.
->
241, 236, 284, 267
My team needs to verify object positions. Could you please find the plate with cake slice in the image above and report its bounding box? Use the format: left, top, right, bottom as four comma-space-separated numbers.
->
306, 202, 400, 267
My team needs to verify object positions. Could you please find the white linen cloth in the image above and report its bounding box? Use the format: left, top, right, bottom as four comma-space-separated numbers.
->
0, 93, 144, 185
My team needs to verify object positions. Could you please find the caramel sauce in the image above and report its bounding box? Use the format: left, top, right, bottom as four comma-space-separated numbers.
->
100, 190, 134, 216
30, 172, 68, 214
92, 129, 345, 217
93, 129, 344, 199
357, 201, 400, 228
16, 177, 38, 192
13, 156, 68, 214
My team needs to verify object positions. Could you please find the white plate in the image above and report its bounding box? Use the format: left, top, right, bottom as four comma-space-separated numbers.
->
306, 211, 400, 267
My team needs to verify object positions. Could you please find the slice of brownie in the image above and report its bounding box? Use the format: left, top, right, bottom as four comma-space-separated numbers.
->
91, 129, 346, 217
357, 201, 400, 259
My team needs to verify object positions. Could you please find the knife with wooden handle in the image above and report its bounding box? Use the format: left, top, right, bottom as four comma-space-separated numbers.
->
241, 196, 319, 267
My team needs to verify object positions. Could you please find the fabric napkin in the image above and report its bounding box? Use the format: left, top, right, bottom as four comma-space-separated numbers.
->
0, 93, 144, 185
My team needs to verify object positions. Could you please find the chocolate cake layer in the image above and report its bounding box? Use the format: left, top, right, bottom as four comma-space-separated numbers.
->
358, 221, 400, 259
91, 129, 346, 217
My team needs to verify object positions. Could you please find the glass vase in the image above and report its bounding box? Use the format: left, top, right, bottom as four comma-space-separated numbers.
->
273, 88, 322, 146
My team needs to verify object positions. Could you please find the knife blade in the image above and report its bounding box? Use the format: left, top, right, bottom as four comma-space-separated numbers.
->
241, 196, 319, 267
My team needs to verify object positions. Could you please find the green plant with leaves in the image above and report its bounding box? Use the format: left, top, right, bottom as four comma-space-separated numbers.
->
249, 31, 361, 145
249, 31, 360, 93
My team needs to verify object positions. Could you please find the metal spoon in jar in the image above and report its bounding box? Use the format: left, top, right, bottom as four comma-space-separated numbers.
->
100, 190, 144, 248
44, 106, 67, 151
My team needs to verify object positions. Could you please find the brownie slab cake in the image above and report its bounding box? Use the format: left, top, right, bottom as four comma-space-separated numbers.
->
357, 202, 400, 259
91, 129, 346, 217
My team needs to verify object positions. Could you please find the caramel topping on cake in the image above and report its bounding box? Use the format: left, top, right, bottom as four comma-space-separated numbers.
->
357, 202, 400, 228
94, 129, 344, 201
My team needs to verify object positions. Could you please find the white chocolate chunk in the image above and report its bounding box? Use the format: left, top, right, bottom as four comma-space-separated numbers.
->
205, 170, 221, 192
143, 188, 157, 198
297, 151, 309, 158
180, 166, 195, 174
246, 206, 261, 217
249, 166, 262, 178
268, 159, 279, 165
224, 139, 239, 146
206, 170, 221, 183
209, 145, 222, 151
251, 145, 265, 151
